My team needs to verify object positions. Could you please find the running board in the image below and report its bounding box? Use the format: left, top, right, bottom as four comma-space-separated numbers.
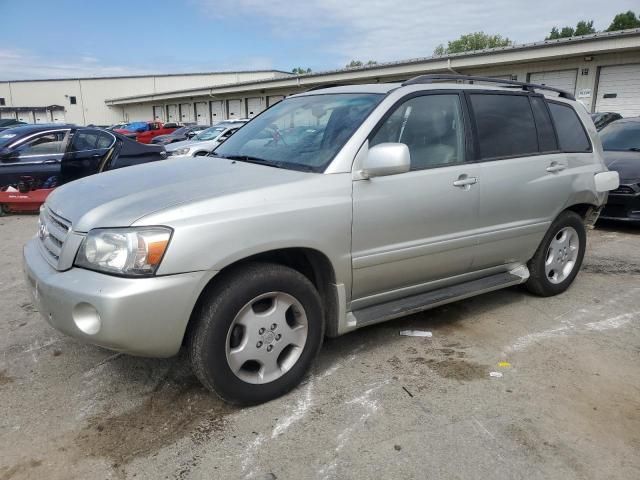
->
352, 269, 528, 328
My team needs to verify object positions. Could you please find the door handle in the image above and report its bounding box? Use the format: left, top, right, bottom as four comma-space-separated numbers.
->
43, 159, 60, 164
453, 176, 478, 187
546, 163, 566, 173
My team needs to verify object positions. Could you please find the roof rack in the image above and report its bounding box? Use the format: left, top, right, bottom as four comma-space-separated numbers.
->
401, 74, 576, 100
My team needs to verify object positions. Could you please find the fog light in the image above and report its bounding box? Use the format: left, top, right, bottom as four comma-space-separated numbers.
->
73, 303, 102, 335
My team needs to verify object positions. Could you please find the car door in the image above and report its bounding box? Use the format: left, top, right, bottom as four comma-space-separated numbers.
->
468, 93, 575, 270
60, 129, 115, 184
0, 129, 69, 187
351, 92, 480, 307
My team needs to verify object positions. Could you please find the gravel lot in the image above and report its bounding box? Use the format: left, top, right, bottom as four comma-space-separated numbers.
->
1, 215, 639, 480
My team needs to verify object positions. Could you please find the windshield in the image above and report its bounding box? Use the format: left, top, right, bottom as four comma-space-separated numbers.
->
601, 122, 640, 151
213, 93, 384, 172
171, 127, 189, 136
195, 126, 227, 141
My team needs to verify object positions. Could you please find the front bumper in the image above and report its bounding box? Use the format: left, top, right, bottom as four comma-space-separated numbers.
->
23, 237, 214, 357
600, 189, 640, 222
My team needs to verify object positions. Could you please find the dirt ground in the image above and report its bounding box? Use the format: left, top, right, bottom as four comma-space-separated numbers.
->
1, 215, 639, 480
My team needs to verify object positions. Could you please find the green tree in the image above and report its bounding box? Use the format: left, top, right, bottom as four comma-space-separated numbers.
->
546, 20, 595, 39
345, 60, 363, 68
575, 20, 595, 35
291, 67, 312, 74
433, 32, 512, 55
606, 11, 640, 31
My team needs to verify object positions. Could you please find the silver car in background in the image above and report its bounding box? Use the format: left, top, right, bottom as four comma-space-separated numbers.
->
165, 121, 247, 157
23, 75, 618, 405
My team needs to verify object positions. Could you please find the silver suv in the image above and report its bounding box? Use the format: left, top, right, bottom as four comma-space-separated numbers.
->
23, 75, 619, 405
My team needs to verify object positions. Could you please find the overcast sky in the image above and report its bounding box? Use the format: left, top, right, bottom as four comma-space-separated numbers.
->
0, 0, 638, 80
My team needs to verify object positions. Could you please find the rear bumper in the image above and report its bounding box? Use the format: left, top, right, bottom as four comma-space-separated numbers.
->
23, 237, 214, 357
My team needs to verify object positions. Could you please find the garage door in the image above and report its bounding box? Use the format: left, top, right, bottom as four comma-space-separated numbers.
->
595, 64, 640, 117
195, 102, 208, 125
34, 111, 48, 124
180, 103, 193, 123
267, 95, 285, 107
51, 110, 65, 123
246, 97, 264, 118
167, 104, 178, 122
153, 105, 165, 122
17, 111, 33, 123
227, 99, 243, 119
210, 100, 224, 123
529, 70, 578, 96
0, 110, 16, 120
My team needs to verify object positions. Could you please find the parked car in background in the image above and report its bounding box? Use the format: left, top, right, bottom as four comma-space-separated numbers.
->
151, 124, 210, 145
0, 119, 28, 132
23, 76, 618, 405
114, 121, 179, 143
591, 112, 622, 131
598, 117, 640, 222
0, 124, 166, 189
166, 121, 246, 157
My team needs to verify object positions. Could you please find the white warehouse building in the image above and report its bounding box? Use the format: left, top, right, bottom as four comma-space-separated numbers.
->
2, 28, 640, 126
0, 70, 291, 126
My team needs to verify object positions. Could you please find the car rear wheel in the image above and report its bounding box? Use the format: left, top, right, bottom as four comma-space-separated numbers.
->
188, 262, 324, 405
526, 210, 586, 296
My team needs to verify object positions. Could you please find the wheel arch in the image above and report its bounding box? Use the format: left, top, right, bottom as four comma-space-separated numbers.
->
184, 247, 340, 344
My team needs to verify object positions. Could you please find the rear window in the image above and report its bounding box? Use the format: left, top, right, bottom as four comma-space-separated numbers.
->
469, 94, 538, 159
548, 102, 591, 152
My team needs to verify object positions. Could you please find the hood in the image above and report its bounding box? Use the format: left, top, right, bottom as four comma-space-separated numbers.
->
166, 138, 217, 152
603, 151, 640, 184
45, 156, 310, 232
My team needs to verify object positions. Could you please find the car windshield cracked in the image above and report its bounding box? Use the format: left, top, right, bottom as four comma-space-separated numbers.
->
213, 93, 384, 172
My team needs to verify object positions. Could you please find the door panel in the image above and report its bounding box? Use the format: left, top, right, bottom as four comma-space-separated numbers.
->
167, 104, 178, 122
180, 103, 193, 123
352, 164, 480, 302
195, 102, 208, 124
227, 99, 242, 119
0, 130, 69, 187
60, 129, 113, 184
351, 93, 479, 304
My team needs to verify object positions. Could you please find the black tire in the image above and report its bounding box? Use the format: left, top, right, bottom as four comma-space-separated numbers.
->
526, 210, 586, 297
188, 262, 324, 405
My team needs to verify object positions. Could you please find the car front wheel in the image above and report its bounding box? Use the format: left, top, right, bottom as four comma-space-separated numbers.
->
188, 262, 324, 405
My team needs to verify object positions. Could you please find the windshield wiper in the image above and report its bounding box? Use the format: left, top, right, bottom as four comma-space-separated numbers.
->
222, 155, 285, 169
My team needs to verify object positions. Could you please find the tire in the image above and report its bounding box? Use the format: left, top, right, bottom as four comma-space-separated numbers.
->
188, 262, 324, 405
526, 210, 586, 297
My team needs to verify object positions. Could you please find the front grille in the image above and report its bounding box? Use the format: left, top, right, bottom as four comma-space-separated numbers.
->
611, 185, 636, 195
38, 206, 71, 268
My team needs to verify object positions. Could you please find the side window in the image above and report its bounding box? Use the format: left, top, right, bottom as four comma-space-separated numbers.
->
548, 102, 591, 152
469, 94, 538, 159
370, 94, 465, 170
530, 97, 558, 152
96, 131, 116, 149
15, 132, 66, 157
70, 130, 99, 152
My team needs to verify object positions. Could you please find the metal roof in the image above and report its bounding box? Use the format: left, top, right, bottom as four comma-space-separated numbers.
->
106, 27, 640, 104
0, 69, 292, 84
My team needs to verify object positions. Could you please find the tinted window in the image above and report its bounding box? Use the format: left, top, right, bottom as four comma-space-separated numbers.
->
548, 103, 591, 152
71, 130, 115, 151
470, 94, 538, 159
371, 94, 465, 170
600, 121, 640, 151
530, 97, 558, 152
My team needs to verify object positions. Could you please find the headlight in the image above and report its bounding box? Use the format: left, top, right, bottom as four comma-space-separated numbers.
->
169, 147, 191, 156
75, 227, 172, 276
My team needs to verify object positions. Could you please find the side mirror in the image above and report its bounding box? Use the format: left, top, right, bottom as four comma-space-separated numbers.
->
0, 147, 16, 162
361, 143, 410, 178
186, 131, 197, 138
